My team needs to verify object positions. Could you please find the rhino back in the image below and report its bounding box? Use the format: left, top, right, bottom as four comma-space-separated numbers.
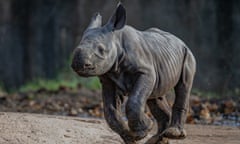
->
146, 28, 186, 94
121, 26, 186, 96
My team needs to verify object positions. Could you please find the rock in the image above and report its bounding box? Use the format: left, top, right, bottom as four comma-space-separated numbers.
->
70, 108, 78, 116
223, 100, 236, 114
199, 104, 211, 123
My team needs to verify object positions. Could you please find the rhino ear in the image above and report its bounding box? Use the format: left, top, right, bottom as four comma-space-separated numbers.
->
106, 3, 126, 31
86, 12, 102, 30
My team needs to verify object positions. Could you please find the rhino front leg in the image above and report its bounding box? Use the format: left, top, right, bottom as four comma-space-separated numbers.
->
126, 74, 154, 141
101, 77, 136, 144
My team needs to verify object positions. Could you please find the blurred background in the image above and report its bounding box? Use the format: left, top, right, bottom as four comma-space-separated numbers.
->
0, 0, 239, 126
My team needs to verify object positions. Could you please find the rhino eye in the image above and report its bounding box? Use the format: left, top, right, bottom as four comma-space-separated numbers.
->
94, 44, 106, 59
97, 44, 105, 55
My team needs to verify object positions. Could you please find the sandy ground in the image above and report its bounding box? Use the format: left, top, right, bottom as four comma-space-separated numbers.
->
0, 112, 239, 144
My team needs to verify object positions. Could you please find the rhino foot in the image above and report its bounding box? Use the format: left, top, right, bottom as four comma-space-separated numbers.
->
163, 127, 186, 139
145, 135, 169, 144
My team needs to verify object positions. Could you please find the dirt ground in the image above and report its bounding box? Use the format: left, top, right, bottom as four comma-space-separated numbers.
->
0, 112, 239, 144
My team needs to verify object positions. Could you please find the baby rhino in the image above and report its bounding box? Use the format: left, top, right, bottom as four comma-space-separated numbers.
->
71, 3, 196, 144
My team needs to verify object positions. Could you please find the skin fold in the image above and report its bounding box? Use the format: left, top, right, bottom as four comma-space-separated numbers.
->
71, 3, 196, 144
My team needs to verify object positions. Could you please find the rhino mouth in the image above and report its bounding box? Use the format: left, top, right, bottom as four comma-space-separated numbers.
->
75, 67, 97, 77
85, 67, 95, 71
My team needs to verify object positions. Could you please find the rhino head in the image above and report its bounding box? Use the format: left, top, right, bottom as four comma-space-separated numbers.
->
71, 3, 126, 77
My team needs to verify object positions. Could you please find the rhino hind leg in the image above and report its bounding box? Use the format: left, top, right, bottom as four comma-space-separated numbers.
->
163, 50, 196, 139
145, 97, 171, 144
163, 81, 190, 139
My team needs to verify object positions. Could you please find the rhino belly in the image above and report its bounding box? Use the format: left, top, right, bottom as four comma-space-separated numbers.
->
150, 55, 184, 98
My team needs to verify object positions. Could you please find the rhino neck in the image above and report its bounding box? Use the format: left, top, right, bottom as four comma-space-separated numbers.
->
106, 28, 127, 73
106, 25, 141, 74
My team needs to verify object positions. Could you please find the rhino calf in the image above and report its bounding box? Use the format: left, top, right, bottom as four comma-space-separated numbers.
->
71, 3, 196, 144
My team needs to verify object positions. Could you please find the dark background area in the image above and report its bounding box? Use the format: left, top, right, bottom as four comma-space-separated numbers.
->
0, 0, 240, 94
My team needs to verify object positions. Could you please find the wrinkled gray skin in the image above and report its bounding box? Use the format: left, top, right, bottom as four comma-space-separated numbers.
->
71, 3, 196, 144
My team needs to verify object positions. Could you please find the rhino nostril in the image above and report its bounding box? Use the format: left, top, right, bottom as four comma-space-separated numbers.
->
84, 63, 92, 68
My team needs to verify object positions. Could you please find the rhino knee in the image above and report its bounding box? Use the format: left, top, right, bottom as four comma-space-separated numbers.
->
126, 99, 142, 120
